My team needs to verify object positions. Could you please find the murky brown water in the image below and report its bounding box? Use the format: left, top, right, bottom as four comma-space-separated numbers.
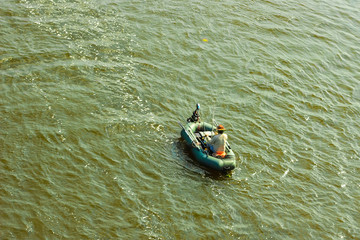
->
1, 0, 360, 238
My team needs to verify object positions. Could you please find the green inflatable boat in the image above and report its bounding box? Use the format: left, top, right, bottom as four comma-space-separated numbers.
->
179, 105, 236, 172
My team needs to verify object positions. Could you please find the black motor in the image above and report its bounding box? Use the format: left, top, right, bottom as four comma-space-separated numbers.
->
187, 103, 201, 122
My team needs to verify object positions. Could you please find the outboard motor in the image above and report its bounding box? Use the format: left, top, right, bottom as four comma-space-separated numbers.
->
187, 103, 201, 122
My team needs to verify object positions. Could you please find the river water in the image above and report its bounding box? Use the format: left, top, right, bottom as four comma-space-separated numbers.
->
1, 0, 360, 239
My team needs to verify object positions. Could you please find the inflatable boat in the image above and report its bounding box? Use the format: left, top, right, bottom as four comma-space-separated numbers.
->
179, 105, 236, 171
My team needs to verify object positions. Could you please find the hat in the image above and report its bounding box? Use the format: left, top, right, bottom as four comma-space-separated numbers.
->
217, 125, 226, 131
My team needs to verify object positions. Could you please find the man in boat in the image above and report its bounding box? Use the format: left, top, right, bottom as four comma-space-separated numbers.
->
187, 103, 200, 122
207, 125, 228, 158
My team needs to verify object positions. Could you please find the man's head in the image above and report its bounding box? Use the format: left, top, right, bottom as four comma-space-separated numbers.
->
217, 124, 226, 134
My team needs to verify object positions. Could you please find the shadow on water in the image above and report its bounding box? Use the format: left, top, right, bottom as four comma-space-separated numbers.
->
171, 138, 235, 180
